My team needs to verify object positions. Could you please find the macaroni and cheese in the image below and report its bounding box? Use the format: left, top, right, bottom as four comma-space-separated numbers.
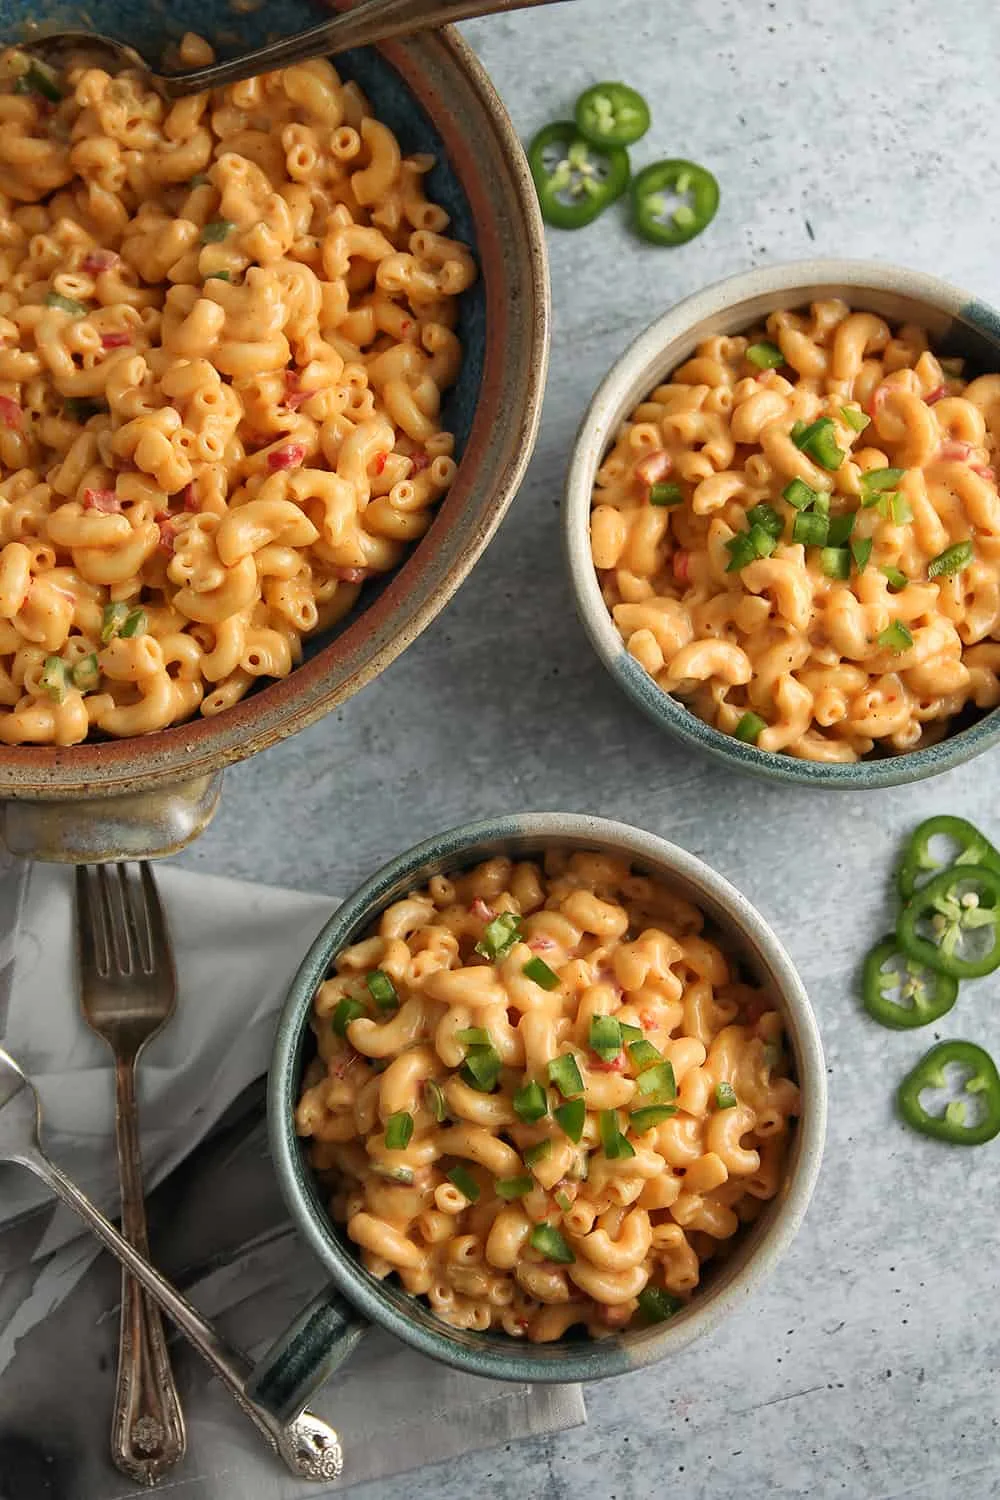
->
295, 849, 800, 1341
0, 36, 474, 744
590, 302, 1000, 762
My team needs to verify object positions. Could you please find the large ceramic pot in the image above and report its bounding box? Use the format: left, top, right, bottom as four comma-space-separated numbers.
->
0, 7, 549, 860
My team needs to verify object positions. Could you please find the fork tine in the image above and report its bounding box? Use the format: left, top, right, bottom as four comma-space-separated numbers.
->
97, 864, 132, 977
116, 863, 145, 976
138, 862, 175, 983
75, 865, 109, 979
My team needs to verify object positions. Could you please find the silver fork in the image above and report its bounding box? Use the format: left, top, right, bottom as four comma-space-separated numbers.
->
76, 863, 186, 1487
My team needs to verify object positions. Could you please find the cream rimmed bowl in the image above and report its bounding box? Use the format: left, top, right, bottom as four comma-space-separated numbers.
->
0, 7, 549, 861
246, 812, 826, 1415
563, 259, 1000, 789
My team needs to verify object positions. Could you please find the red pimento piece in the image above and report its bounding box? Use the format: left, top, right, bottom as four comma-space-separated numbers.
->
83, 488, 120, 513
0, 395, 22, 430
635, 450, 672, 487
101, 331, 131, 349
972, 464, 996, 482
925, 385, 948, 405
81, 249, 119, 274
409, 449, 431, 474
867, 383, 893, 420
373, 451, 389, 476
672, 549, 690, 583
940, 440, 973, 462
156, 513, 179, 553
527, 935, 555, 953
471, 897, 493, 921
332, 566, 368, 583
400, 319, 413, 336
266, 442, 306, 471
591, 1052, 627, 1074
284, 371, 316, 410
181, 484, 199, 512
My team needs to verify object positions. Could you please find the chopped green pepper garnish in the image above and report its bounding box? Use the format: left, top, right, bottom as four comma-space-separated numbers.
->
782, 478, 817, 510
792, 511, 829, 547
547, 1053, 584, 1099
588, 1014, 622, 1062
637, 1285, 683, 1323
45, 292, 87, 317
529, 1223, 575, 1262
366, 970, 398, 1011
881, 566, 908, 592
39, 655, 67, 703
629, 1104, 677, 1131
928, 540, 974, 579
554, 1097, 586, 1142
522, 955, 560, 990
496, 1174, 533, 1199
513, 1079, 549, 1123
456, 1026, 492, 1048
15, 59, 63, 103
825, 512, 856, 546
820, 547, 850, 580
745, 340, 785, 370
447, 1164, 480, 1202
714, 1082, 738, 1109
746, 503, 784, 539
475, 912, 522, 961
461, 1043, 503, 1092
71, 653, 100, 692
877, 620, 913, 653
840, 405, 870, 432
100, 601, 128, 644
384, 1111, 413, 1150
634, 1061, 677, 1104
201, 219, 235, 243
599, 1108, 636, 1159
331, 996, 365, 1036
734, 711, 766, 745
851, 536, 873, 572
523, 1139, 553, 1169
120, 607, 147, 639
792, 417, 844, 470
725, 533, 757, 572
861, 467, 905, 504
649, 481, 684, 506
424, 1079, 448, 1123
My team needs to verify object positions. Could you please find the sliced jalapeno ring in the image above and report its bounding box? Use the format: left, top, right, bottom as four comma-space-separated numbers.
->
527, 121, 630, 230
574, 81, 651, 148
861, 935, 958, 1030
897, 814, 1000, 901
631, 158, 719, 246
896, 864, 1000, 980
897, 1039, 1000, 1146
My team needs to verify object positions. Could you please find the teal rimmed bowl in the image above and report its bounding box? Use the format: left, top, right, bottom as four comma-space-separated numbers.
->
564, 260, 1000, 789
248, 813, 825, 1416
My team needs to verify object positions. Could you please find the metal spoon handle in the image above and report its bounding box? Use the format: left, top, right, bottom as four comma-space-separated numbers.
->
163, 0, 568, 97
110, 1057, 187, 1484
17, 1146, 345, 1483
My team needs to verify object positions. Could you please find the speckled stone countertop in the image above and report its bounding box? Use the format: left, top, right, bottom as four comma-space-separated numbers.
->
179, 1, 1000, 1495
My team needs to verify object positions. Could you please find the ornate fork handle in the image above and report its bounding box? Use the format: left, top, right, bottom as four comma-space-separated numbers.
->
111, 1056, 187, 1484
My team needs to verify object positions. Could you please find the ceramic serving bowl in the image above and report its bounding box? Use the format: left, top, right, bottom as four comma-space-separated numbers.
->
564, 259, 1000, 789
248, 813, 826, 1416
0, 3, 549, 862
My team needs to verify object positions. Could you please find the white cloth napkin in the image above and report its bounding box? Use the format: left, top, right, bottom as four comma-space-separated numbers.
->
0, 856, 585, 1497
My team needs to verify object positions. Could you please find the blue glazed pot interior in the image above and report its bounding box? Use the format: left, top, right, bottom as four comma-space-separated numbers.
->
565, 261, 1000, 790
268, 813, 826, 1383
0, 3, 486, 672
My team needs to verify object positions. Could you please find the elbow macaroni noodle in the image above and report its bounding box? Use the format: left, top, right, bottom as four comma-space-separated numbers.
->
295, 849, 800, 1341
0, 37, 473, 743
590, 301, 1000, 762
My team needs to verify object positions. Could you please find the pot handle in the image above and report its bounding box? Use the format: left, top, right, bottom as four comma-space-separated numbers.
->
0, 771, 224, 863
247, 1283, 369, 1424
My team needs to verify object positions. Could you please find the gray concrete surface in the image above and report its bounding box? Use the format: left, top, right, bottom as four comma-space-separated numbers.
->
179, 1, 1000, 1494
